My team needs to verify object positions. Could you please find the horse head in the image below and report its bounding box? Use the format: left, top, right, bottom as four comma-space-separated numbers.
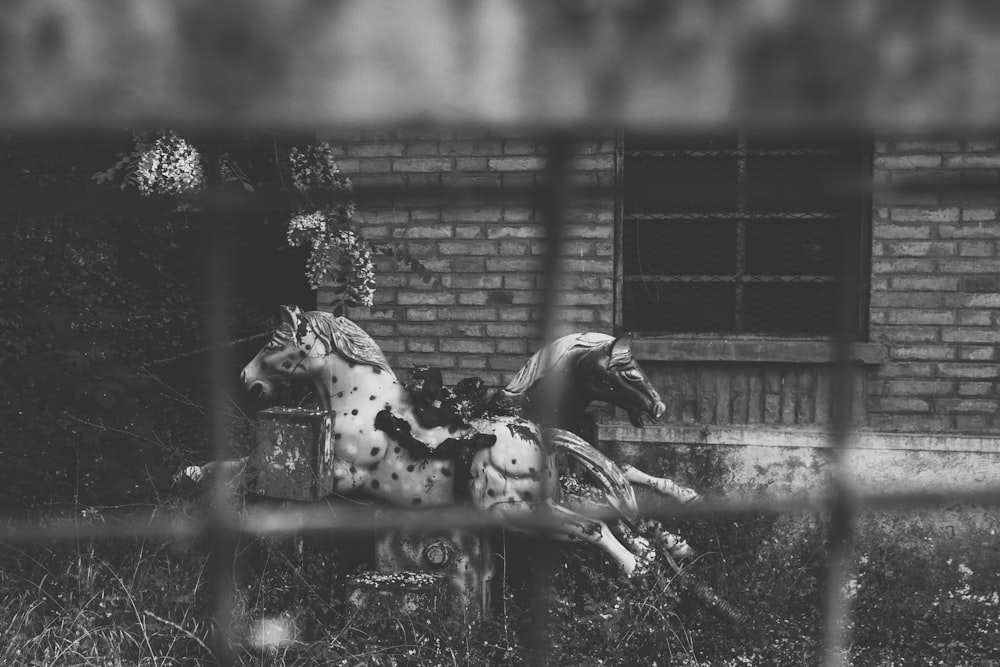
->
241, 304, 330, 401
580, 335, 665, 428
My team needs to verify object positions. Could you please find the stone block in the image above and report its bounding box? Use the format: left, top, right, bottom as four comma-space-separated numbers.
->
248, 408, 335, 501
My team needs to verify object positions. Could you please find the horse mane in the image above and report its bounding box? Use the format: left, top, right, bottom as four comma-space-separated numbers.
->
502, 333, 613, 397
302, 311, 395, 376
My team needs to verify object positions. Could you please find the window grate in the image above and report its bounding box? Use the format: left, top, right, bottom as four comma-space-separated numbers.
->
620, 132, 871, 337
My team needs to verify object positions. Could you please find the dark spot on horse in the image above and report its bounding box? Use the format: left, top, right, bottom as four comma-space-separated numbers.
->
353, 386, 358, 392
393, 447, 400, 454
529, 467, 536, 474
352, 409, 358, 416
373, 368, 382, 374
448, 425, 457, 434
336, 392, 344, 398
349, 362, 356, 368
349, 465, 356, 474
299, 350, 307, 357
370, 395, 376, 401
392, 472, 398, 480
407, 465, 415, 472
282, 361, 292, 369
371, 447, 380, 456
332, 376, 337, 383
523, 491, 533, 500
441, 468, 452, 477
487, 488, 495, 497
411, 498, 421, 505
371, 479, 380, 489
511, 459, 517, 465
334, 433, 342, 440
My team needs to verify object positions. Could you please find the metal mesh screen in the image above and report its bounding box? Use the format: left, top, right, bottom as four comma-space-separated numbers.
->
621, 133, 870, 336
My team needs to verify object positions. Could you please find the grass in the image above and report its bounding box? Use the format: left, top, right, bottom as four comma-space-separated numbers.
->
2, 504, 999, 665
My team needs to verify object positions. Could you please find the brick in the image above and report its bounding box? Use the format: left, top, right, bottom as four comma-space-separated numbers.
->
453, 258, 486, 272
872, 259, 937, 274
439, 241, 497, 255
938, 363, 1000, 379
407, 338, 437, 352
395, 354, 456, 370
397, 293, 456, 306
963, 294, 1000, 308
489, 156, 547, 171
873, 326, 940, 342
457, 292, 488, 305
561, 258, 614, 274
559, 291, 613, 306
496, 339, 528, 355
500, 240, 532, 255
959, 346, 997, 361
961, 208, 998, 221
441, 174, 502, 189
486, 323, 537, 338
503, 140, 536, 155
959, 241, 996, 256
436, 307, 497, 321
458, 356, 488, 370
442, 207, 503, 223
939, 223, 1000, 239
955, 416, 992, 431
875, 155, 942, 169
359, 159, 393, 173
392, 225, 453, 239
958, 311, 994, 326
486, 291, 514, 305
882, 242, 956, 256
393, 158, 453, 173
942, 329, 1000, 344
504, 275, 535, 289
961, 276, 1000, 292
889, 276, 960, 291
454, 157, 488, 171
439, 339, 495, 354
406, 142, 440, 156
959, 382, 994, 396
937, 398, 999, 413
882, 380, 956, 395
347, 143, 406, 158
892, 140, 961, 152
868, 414, 953, 431
873, 224, 932, 239
875, 363, 935, 378
489, 355, 530, 371
571, 155, 614, 171
890, 345, 956, 361
890, 207, 961, 223
939, 258, 1000, 273
440, 141, 503, 156
485, 257, 545, 272
564, 224, 614, 240
439, 275, 503, 289
511, 291, 543, 305
870, 292, 944, 308
886, 310, 956, 326
454, 225, 486, 239
945, 154, 1000, 168
502, 207, 534, 223
405, 308, 437, 322
869, 397, 931, 412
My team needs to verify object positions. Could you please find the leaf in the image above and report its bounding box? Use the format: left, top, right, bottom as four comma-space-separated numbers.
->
242, 182, 255, 192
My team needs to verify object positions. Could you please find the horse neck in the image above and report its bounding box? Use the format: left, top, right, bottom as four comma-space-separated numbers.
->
318, 357, 405, 411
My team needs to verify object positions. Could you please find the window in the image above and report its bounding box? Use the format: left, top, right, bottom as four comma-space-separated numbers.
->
618, 132, 871, 337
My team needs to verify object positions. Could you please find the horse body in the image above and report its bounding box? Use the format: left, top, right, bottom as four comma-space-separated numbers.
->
242, 306, 643, 574
495, 332, 700, 506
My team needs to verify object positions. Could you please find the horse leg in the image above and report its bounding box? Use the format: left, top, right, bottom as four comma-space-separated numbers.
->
620, 463, 700, 504
545, 504, 648, 576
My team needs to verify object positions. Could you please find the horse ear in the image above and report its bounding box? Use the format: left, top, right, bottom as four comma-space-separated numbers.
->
611, 334, 633, 358
279, 304, 301, 328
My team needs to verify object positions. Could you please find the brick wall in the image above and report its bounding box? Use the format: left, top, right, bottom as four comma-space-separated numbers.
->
314, 129, 617, 388
870, 138, 1000, 433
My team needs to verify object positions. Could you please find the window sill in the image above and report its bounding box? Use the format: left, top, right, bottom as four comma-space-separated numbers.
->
630, 337, 887, 365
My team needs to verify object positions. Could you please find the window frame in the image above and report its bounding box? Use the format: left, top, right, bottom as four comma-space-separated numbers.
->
613, 130, 875, 356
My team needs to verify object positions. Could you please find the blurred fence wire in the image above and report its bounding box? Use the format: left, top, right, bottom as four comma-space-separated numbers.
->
3, 2, 1000, 666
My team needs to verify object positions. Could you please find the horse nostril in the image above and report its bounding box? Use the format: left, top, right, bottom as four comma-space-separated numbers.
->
653, 401, 666, 420
249, 382, 264, 399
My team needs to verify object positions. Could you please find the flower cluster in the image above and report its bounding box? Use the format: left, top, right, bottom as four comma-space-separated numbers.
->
133, 132, 204, 196
289, 142, 352, 195
287, 211, 375, 306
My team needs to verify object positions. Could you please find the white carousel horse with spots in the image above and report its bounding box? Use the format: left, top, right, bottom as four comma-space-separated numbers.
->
492, 332, 701, 504
239, 305, 654, 576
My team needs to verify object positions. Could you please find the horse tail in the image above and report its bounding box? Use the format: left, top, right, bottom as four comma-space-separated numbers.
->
544, 428, 638, 518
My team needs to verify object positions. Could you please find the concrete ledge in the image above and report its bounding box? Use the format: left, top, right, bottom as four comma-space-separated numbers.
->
632, 338, 887, 365
598, 423, 1000, 454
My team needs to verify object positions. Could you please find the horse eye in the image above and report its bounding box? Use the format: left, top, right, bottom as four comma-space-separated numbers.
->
622, 368, 643, 381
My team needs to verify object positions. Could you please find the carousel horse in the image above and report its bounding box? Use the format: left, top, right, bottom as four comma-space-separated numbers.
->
491, 332, 700, 505
240, 305, 655, 576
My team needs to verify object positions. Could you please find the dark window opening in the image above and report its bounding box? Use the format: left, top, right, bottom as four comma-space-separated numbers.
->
620, 132, 871, 337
